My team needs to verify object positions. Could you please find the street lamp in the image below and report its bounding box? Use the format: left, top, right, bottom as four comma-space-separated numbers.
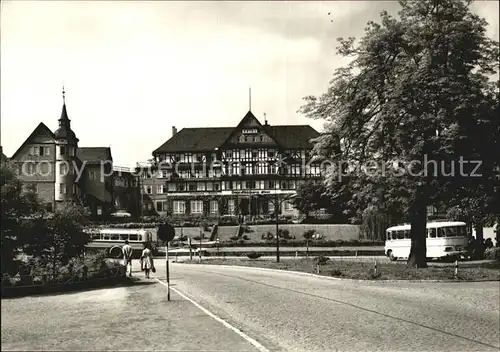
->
259, 192, 296, 263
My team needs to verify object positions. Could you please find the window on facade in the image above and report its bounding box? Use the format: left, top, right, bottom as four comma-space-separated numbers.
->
245, 150, 252, 160
231, 163, 240, 176
268, 201, 275, 212
190, 200, 203, 214
60, 183, 66, 194
173, 201, 185, 214
60, 163, 68, 175
245, 164, 252, 175
177, 183, 185, 191
210, 200, 218, 214
157, 185, 165, 194
89, 171, 96, 180
60, 146, 66, 155
168, 183, 176, 192
214, 183, 220, 191
144, 186, 152, 194
185, 153, 193, 163
228, 199, 235, 214
25, 163, 36, 175
197, 183, 206, 191
268, 180, 276, 189
268, 150, 275, 158
188, 183, 196, 191
156, 201, 167, 212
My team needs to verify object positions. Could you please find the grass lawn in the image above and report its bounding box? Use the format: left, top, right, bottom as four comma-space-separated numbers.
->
181, 257, 500, 281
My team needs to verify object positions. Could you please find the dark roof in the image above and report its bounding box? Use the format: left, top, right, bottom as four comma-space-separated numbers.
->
153, 127, 234, 153
11, 122, 55, 160
152, 124, 320, 154
266, 125, 320, 149
54, 103, 78, 142
77, 147, 112, 164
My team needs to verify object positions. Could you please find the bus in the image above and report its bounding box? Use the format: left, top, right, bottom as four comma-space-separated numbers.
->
85, 228, 157, 258
385, 221, 468, 261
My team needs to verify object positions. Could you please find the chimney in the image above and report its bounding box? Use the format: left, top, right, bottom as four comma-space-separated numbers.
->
172, 126, 177, 136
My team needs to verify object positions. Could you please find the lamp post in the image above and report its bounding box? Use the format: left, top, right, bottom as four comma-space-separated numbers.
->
260, 192, 296, 263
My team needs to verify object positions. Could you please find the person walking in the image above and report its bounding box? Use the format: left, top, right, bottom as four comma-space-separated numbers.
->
122, 240, 133, 277
140, 242, 155, 278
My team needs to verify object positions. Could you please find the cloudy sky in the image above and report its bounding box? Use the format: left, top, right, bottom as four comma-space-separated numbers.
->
1, 1, 498, 168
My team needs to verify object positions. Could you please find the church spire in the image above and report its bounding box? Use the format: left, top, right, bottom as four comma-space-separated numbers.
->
59, 85, 70, 125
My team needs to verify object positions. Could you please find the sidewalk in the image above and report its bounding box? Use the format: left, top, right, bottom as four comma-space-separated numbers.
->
1, 277, 257, 351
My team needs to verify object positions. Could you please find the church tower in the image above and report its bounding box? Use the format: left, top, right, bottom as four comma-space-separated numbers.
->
54, 87, 79, 209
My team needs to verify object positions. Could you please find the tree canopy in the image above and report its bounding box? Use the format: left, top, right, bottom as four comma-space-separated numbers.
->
299, 0, 499, 267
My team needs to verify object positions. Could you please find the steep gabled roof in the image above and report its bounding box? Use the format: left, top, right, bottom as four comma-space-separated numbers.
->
153, 127, 234, 154
77, 147, 112, 164
152, 124, 320, 154
10, 122, 55, 160
266, 125, 320, 149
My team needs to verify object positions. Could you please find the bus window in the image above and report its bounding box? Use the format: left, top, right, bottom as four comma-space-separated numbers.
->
446, 227, 457, 237
397, 231, 404, 239
457, 227, 466, 236
110, 234, 119, 241
119, 234, 129, 241
404, 230, 410, 239
92, 233, 101, 240
437, 228, 445, 237
386, 232, 391, 240
428, 228, 437, 238
102, 234, 110, 240
129, 234, 138, 241
147, 232, 152, 241
392, 232, 398, 240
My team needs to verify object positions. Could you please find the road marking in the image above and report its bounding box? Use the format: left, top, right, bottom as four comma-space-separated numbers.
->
193, 268, 500, 351
155, 278, 270, 352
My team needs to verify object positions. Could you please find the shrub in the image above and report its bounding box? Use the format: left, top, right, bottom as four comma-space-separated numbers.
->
1, 251, 120, 287
314, 255, 330, 265
303, 230, 315, 239
247, 252, 261, 259
230, 236, 240, 241
331, 269, 342, 277
484, 247, 500, 261
242, 235, 250, 240
238, 239, 245, 244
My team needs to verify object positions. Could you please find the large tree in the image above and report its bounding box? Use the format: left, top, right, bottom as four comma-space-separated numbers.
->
300, 0, 499, 267
1, 162, 42, 274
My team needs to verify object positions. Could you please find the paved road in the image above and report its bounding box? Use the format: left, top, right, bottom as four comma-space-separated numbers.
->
2, 260, 499, 351
1, 279, 256, 351
158, 262, 500, 352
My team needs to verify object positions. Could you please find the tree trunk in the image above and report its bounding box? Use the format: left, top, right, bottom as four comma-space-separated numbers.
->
407, 190, 428, 268
474, 222, 484, 241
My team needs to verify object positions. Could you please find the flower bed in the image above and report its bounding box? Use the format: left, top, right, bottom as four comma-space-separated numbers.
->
1, 252, 126, 298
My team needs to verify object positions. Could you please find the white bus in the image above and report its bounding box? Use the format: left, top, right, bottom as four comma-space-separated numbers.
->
85, 228, 157, 258
385, 221, 468, 261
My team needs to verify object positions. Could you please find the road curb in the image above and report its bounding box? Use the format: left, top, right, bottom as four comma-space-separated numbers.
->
177, 263, 500, 284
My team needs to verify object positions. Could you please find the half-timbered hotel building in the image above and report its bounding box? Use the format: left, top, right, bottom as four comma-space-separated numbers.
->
140, 110, 322, 218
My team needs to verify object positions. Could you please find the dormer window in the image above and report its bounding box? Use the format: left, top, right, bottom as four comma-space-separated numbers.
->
242, 128, 258, 134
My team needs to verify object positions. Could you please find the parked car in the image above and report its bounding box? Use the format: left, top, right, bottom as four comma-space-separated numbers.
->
111, 210, 132, 218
